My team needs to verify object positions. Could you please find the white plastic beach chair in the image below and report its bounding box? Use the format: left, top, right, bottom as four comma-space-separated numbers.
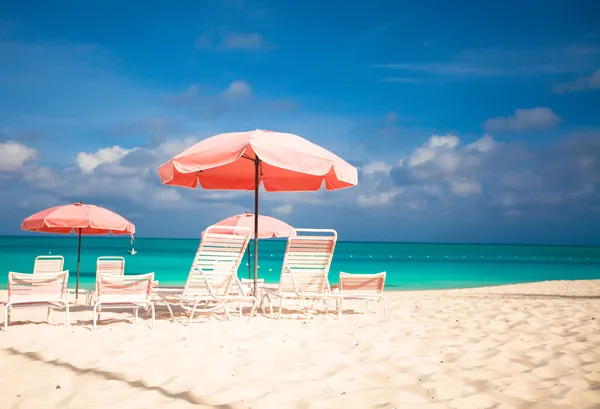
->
3, 271, 70, 331
86, 256, 125, 305
92, 272, 155, 329
261, 228, 341, 319
33, 255, 64, 274
154, 226, 258, 325
335, 271, 388, 318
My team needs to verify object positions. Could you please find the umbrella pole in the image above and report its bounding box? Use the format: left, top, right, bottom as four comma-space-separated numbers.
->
75, 228, 82, 304
253, 159, 260, 296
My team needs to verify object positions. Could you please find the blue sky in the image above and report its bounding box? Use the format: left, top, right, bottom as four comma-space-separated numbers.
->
1, 0, 599, 244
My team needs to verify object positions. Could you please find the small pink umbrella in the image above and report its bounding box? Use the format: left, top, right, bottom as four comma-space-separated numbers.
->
205, 212, 294, 278
158, 129, 358, 294
21, 202, 135, 301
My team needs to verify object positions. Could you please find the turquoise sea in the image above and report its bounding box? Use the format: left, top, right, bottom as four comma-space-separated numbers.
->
1, 235, 599, 290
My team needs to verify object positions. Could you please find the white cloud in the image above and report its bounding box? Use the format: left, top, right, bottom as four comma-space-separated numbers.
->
385, 111, 398, 124
196, 32, 274, 52
361, 161, 392, 176
272, 204, 293, 215
76, 145, 136, 173
552, 68, 600, 94
484, 107, 561, 132
221, 81, 252, 100
357, 191, 399, 207
0, 140, 38, 171
153, 189, 182, 203
394, 134, 497, 197
450, 180, 482, 196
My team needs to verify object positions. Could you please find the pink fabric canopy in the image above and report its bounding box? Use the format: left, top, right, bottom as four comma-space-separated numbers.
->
206, 213, 293, 239
21, 202, 135, 235
157, 129, 358, 191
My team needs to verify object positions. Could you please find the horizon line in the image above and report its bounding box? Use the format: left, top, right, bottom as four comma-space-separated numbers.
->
1, 233, 599, 248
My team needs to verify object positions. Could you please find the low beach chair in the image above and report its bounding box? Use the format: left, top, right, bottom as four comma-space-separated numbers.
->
33, 255, 64, 274
92, 272, 155, 329
154, 226, 258, 325
86, 256, 125, 305
336, 271, 388, 318
3, 271, 70, 331
261, 229, 341, 319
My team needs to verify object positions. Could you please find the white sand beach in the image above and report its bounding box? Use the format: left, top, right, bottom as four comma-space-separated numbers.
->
1, 280, 599, 409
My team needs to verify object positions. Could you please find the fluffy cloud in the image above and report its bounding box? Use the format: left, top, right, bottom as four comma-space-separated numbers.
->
392, 134, 495, 199
552, 68, 600, 94
361, 161, 392, 176
76, 145, 136, 173
483, 107, 561, 132
221, 81, 252, 100
0, 141, 38, 171
272, 204, 293, 215
196, 31, 274, 52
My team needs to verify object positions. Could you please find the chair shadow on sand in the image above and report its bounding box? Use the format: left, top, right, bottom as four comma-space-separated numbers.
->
4, 346, 237, 408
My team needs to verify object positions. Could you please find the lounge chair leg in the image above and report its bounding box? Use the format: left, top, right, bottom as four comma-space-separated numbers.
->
323, 299, 328, 315
382, 297, 388, 319
248, 299, 258, 323
239, 302, 243, 318
47, 307, 52, 324
278, 297, 284, 319
337, 298, 343, 319
4, 304, 10, 331
222, 302, 231, 321
150, 303, 155, 329
187, 301, 200, 326
64, 302, 70, 328
93, 303, 99, 330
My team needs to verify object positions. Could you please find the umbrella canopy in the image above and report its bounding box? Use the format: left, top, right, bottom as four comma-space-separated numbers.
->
21, 202, 135, 301
207, 213, 293, 239
158, 129, 358, 294
206, 212, 294, 279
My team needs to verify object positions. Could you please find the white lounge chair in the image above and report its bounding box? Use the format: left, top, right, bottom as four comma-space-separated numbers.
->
336, 271, 388, 318
33, 255, 64, 274
92, 272, 155, 329
3, 271, 70, 331
261, 228, 341, 319
154, 225, 258, 325
86, 256, 126, 305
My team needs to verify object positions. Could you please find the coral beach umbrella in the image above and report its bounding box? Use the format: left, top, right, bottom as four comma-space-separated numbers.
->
158, 129, 358, 294
21, 202, 135, 302
205, 212, 294, 278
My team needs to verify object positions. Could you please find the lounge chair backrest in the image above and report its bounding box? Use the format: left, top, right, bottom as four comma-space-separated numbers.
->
8, 271, 69, 303
33, 256, 64, 274
96, 272, 154, 303
339, 272, 386, 295
97, 256, 125, 276
279, 229, 337, 294
184, 225, 251, 297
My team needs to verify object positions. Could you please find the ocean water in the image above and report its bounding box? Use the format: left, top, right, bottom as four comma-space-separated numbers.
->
1, 235, 599, 290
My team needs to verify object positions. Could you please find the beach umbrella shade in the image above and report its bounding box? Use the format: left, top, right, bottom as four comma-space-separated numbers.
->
21, 202, 135, 302
205, 212, 294, 278
158, 129, 358, 294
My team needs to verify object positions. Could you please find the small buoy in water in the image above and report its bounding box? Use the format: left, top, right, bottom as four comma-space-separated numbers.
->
269, 268, 272, 272
426, 255, 430, 258
369, 255, 372, 258
445, 256, 448, 258
270, 254, 273, 257
350, 255, 353, 258
390, 255, 392, 258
